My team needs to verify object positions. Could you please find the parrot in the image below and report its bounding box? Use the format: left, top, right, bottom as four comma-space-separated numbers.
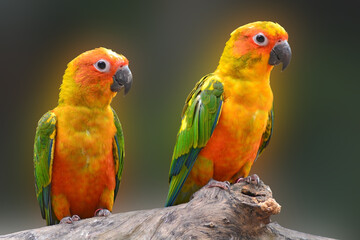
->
165, 21, 291, 206
33, 47, 133, 225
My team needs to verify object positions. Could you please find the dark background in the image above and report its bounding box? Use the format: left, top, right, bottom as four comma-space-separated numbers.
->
0, 1, 358, 238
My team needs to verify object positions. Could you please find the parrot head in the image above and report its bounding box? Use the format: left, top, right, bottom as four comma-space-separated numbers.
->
59, 47, 132, 107
218, 21, 292, 77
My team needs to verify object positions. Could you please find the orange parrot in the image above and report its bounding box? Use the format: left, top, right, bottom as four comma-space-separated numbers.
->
165, 21, 291, 206
33, 47, 132, 224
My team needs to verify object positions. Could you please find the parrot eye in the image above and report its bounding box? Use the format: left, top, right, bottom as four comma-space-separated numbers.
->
94, 59, 110, 72
253, 33, 268, 46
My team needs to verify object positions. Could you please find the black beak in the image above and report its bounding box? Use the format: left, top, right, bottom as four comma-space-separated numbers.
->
111, 65, 133, 95
268, 40, 292, 71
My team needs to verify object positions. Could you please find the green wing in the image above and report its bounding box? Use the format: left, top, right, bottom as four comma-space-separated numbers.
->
111, 108, 125, 200
256, 106, 274, 159
33, 111, 57, 225
165, 74, 224, 207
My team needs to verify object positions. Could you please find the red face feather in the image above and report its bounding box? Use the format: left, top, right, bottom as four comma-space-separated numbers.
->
72, 48, 129, 86
232, 22, 288, 57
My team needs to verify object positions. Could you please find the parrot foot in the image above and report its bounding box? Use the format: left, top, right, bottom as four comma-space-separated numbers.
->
94, 208, 111, 217
206, 179, 231, 190
59, 215, 81, 224
236, 174, 260, 185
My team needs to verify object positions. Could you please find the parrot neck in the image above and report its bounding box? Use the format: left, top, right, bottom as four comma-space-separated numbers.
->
58, 68, 116, 109
216, 53, 273, 82
215, 38, 273, 82
215, 44, 274, 111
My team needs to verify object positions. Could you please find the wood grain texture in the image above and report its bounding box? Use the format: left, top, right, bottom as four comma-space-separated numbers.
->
0, 180, 334, 240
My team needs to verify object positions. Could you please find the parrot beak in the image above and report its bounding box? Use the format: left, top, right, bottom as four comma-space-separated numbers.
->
111, 65, 133, 95
268, 40, 292, 71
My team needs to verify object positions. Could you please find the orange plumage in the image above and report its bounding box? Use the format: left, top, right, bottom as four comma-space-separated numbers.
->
34, 47, 132, 224
166, 21, 291, 206
51, 106, 116, 219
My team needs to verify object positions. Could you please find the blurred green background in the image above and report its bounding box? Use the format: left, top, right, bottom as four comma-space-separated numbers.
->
0, 0, 358, 238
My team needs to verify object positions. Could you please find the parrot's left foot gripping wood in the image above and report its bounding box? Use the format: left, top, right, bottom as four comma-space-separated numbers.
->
94, 208, 111, 217
206, 179, 231, 190
59, 215, 80, 224
236, 173, 260, 185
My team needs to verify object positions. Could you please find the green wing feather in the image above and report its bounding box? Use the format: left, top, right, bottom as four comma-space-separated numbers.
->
111, 108, 125, 200
256, 106, 274, 159
165, 74, 224, 206
33, 111, 58, 225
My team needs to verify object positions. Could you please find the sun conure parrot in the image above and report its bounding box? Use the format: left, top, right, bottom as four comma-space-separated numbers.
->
165, 21, 291, 206
33, 47, 133, 225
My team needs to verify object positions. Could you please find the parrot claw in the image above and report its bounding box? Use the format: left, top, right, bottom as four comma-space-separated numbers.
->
236, 174, 260, 185
60, 217, 72, 224
59, 215, 81, 224
206, 179, 231, 190
71, 215, 81, 221
94, 208, 111, 217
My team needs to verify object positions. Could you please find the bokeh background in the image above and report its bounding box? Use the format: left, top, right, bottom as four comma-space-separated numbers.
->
0, 0, 358, 238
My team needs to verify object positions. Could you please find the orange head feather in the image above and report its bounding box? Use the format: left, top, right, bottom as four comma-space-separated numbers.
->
59, 47, 132, 108
217, 21, 291, 79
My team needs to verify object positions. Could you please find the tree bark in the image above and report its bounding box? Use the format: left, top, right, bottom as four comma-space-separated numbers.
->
0, 180, 334, 240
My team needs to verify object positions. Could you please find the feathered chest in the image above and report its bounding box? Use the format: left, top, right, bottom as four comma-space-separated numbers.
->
220, 79, 273, 136
53, 106, 116, 165
220, 100, 269, 139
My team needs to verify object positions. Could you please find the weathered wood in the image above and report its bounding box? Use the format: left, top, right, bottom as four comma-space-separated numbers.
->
0, 180, 334, 240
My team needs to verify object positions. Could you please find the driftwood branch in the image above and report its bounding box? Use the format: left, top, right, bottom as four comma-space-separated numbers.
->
1, 180, 334, 240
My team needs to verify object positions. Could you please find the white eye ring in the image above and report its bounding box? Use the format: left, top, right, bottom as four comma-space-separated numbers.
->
94, 59, 111, 72
253, 33, 269, 46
